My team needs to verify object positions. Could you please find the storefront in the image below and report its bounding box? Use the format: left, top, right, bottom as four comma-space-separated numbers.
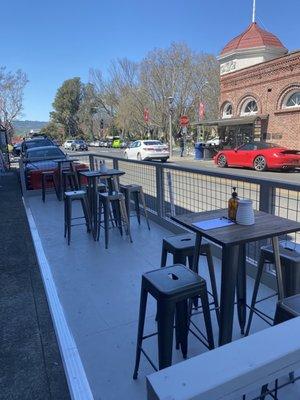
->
196, 115, 268, 149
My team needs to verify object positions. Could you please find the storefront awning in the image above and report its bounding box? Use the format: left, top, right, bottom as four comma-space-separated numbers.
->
193, 115, 269, 127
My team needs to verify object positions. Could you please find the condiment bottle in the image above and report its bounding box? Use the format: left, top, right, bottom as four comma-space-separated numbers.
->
228, 187, 239, 221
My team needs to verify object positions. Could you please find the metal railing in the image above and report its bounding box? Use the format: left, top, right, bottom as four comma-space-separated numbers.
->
19, 152, 300, 260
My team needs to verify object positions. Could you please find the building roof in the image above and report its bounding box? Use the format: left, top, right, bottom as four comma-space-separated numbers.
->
221, 22, 286, 56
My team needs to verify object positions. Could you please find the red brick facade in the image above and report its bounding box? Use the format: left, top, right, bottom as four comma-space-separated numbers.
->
220, 51, 300, 149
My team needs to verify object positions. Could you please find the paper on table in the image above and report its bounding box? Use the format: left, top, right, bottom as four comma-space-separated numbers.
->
192, 218, 235, 230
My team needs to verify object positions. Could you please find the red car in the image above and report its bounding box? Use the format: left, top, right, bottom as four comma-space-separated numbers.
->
24, 146, 88, 189
215, 142, 300, 172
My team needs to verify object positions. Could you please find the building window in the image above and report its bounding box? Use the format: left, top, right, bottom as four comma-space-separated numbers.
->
240, 99, 258, 116
222, 102, 233, 118
283, 91, 300, 109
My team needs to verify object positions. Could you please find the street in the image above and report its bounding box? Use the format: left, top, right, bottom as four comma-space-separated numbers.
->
72, 146, 300, 185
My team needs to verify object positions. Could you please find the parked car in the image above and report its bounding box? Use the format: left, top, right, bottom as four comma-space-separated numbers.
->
124, 140, 169, 162
70, 140, 88, 151
24, 146, 87, 190
21, 137, 55, 157
89, 140, 100, 147
63, 139, 76, 150
112, 138, 122, 148
214, 142, 300, 171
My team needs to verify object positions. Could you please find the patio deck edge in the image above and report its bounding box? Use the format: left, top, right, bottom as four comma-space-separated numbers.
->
23, 198, 94, 400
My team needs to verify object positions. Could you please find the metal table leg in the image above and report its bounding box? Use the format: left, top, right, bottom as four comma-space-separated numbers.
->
91, 176, 98, 240
271, 236, 284, 300
192, 233, 202, 274
219, 245, 240, 346
236, 244, 247, 335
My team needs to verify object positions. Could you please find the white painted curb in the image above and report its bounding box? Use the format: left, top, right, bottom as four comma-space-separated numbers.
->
23, 198, 94, 400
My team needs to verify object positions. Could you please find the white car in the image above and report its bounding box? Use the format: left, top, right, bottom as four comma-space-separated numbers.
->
206, 136, 220, 146
124, 140, 169, 162
63, 139, 75, 150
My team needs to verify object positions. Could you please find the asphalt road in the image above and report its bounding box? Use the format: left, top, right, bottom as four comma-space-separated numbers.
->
76, 146, 300, 185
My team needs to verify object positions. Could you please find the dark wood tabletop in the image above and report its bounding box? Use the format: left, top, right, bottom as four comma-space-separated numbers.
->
172, 209, 300, 247
79, 169, 125, 178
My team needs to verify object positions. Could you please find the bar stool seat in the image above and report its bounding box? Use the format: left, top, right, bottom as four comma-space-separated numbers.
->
64, 190, 91, 245
161, 233, 220, 323
245, 242, 300, 336
133, 264, 214, 379
274, 293, 300, 323
41, 171, 59, 202
120, 184, 150, 230
97, 191, 132, 248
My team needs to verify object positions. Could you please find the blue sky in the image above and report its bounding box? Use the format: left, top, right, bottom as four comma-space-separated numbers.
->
4, 0, 300, 121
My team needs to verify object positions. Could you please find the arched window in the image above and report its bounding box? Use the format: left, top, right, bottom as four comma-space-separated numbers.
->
222, 102, 233, 118
283, 91, 300, 109
240, 98, 258, 116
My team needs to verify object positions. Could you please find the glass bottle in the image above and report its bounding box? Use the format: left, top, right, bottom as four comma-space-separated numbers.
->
228, 186, 239, 221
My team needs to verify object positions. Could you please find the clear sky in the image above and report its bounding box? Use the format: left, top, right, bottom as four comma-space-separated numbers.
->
4, 0, 300, 121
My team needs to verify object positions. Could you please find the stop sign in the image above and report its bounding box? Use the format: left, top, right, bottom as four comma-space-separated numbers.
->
180, 115, 189, 126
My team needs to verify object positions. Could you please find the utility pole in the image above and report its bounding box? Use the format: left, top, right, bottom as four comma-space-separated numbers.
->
168, 96, 174, 158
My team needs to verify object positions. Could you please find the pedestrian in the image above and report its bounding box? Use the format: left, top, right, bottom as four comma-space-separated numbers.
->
179, 136, 184, 157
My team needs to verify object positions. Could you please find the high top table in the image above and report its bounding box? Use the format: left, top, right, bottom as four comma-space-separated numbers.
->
79, 169, 125, 238
172, 209, 300, 346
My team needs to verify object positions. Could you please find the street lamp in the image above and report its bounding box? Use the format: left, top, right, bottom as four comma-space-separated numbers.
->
168, 96, 174, 158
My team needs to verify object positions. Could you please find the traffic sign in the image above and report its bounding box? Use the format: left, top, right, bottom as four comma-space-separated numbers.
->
180, 115, 189, 126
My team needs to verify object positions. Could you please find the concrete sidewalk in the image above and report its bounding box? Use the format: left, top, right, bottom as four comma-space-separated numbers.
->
0, 171, 70, 400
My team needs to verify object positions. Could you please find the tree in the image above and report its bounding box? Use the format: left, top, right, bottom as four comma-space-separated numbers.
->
88, 43, 220, 140
40, 121, 65, 140
0, 67, 28, 141
51, 77, 83, 138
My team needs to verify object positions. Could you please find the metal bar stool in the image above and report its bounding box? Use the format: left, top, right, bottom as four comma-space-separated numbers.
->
41, 171, 59, 202
97, 192, 132, 248
161, 233, 220, 324
120, 184, 150, 230
245, 242, 300, 336
259, 294, 300, 399
133, 264, 214, 379
64, 190, 92, 245
62, 169, 79, 193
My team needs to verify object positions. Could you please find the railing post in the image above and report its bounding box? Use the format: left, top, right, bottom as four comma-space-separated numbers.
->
89, 154, 95, 171
259, 183, 275, 214
113, 158, 119, 170
156, 165, 165, 218
19, 158, 27, 197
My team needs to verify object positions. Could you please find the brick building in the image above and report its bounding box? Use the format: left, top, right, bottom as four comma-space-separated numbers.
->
204, 22, 300, 149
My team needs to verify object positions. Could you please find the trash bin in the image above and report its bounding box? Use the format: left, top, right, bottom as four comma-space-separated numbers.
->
203, 147, 212, 160
194, 142, 204, 160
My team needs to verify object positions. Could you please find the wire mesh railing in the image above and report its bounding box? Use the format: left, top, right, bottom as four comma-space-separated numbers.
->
20, 152, 300, 259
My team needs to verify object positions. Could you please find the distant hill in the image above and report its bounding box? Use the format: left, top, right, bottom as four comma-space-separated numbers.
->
12, 120, 48, 136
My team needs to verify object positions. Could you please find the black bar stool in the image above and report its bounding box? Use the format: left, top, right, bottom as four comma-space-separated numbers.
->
62, 170, 79, 193
133, 264, 214, 379
120, 184, 150, 230
64, 190, 92, 245
161, 233, 220, 323
41, 171, 59, 202
97, 192, 132, 248
245, 242, 300, 336
77, 168, 89, 189
259, 294, 300, 399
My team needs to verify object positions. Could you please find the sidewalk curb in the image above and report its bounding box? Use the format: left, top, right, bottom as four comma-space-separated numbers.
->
23, 198, 94, 400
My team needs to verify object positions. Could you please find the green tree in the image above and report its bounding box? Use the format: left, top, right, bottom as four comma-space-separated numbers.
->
51, 77, 83, 138
40, 121, 64, 141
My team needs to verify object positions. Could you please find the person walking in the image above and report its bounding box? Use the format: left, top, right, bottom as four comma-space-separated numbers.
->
179, 136, 184, 157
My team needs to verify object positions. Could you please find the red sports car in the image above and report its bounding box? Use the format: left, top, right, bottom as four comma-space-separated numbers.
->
214, 142, 300, 171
